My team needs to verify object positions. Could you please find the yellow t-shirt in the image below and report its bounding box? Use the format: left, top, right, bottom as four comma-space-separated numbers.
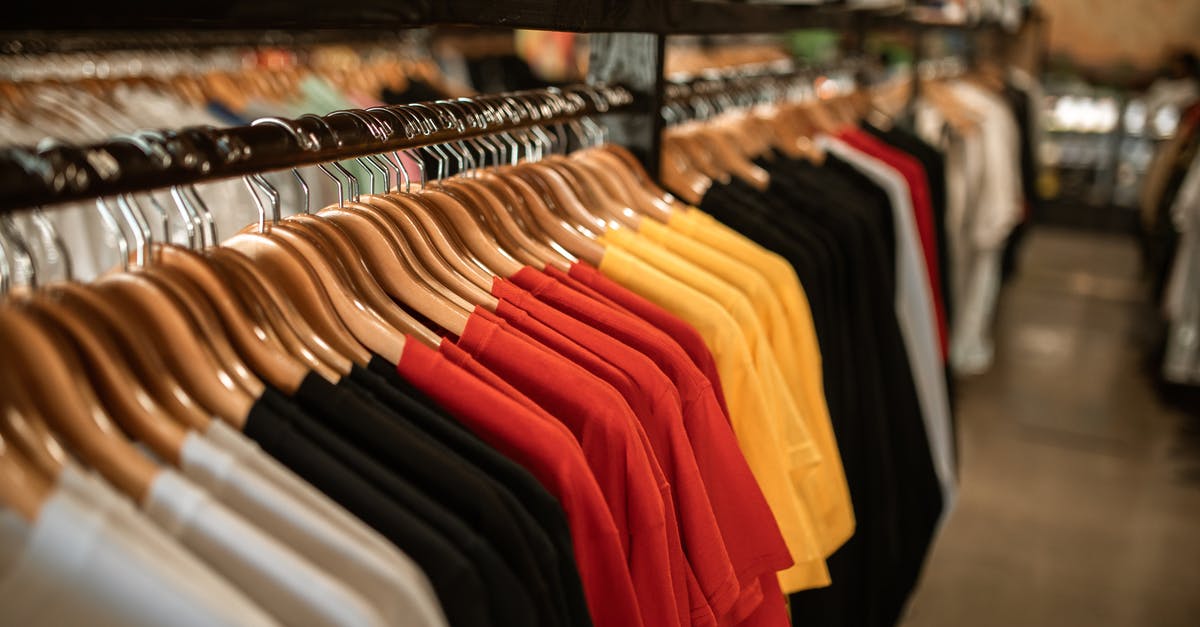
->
604, 227, 821, 474
608, 224, 851, 554
598, 242, 830, 592
664, 211, 855, 554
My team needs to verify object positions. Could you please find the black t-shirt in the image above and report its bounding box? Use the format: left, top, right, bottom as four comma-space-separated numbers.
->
362, 355, 594, 627
700, 153, 944, 627
860, 124, 961, 443
282, 374, 545, 627
242, 391, 493, 627
767, 154, 943, 625
338, 369, 570, 627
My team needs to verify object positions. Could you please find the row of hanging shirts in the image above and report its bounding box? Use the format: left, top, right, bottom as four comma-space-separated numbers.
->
0, 50, 1030, 625
0, 80, 869, 627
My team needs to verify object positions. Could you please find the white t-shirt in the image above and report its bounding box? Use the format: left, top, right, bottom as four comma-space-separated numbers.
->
185, 426, 449, 627
0, 479, 277, 627
142, 469, 386, 627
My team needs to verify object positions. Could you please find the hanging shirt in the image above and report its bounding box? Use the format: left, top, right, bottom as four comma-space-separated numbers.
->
477, 298, 702, 627
943, 80, 1025, 375
602, 225, 850, 558
696, 164, 943, 627
839, 128, 949, 360
345, 363, 580, 627
568, 262, 732, 416
396, 339, 645, 627
360, 357, 595, 627
492, 278, 739, 627
285, 373, 557, 627
452, 311, 686, 627
513, 265, 794, 625
179, 430, 450, 627
242, 391, 494, 627
201, 420, 450, 627
141, 469, 386, 627
0, 468, 277, 627
603, 227, 823, 474
818, 134, 958, 515
595, 245, 831, 593
262, 378, 543, 627
646, 213, 856, 556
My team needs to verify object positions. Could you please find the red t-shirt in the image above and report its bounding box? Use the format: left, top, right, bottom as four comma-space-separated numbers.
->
493, 280, 736, 627
730, 575, 788, 627
453, 312, 685, 627
566, 262, 732, 417
395, 339, 644, 627
838, 128, 949, 360
437, 342, 575, 439
512, 266, 794, 620
479, 298, 698, 627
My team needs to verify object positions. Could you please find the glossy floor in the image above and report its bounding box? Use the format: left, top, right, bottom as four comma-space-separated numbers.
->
899, 227, 1200, 627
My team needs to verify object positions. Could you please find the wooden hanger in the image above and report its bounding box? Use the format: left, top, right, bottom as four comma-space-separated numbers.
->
439, 180, 537, 268
414, 185, 525, 277
268, 217, 443, 345
43, 283, 212, 429
348, 156, 484, 308
572, 150, 671, 223
491, 170, 606, 266
544, 155, 642, 230
205, 250, 347, 380
137, 269, 266, 398
210, 244, 360, 370
225, 231, 390, 363
362, 193, 502, 302
286, 211, 464, 340
0, 428, 52, 522
660, 134, 713, 205
0, 308, 159, 503
311, 201, 474, 313
511, 160, 610, 234
668, 126, 730, 183
599, 143, 691, 212
373, 190, 497, 290
19, 298, 190, 465
93, 274, 256, 426
476, 171, 578, 265
464, 173, 575, 271
153, 245, 311, 393
0, 347, 66, 480
693, 122, 770, 190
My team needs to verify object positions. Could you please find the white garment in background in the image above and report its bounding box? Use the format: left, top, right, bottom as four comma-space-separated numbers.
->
2, 85, 257, 281
142, 469, 387, 627
943, 81, 1023, 375
818, 134, 958, 515
1163, 152, 1200, 384
183, 429, 450, 627
0, 481, 277, 627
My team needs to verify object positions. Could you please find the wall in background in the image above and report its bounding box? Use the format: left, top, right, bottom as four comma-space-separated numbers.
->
1041, 0, 1200, 72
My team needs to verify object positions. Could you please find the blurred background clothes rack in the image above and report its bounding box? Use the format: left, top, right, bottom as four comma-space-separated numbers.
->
0, 32, 468, 279
0, 67, 967, 627
9, 2, 1199, 627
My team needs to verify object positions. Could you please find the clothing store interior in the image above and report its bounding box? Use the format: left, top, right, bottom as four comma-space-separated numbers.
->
0, 0, 1197, 625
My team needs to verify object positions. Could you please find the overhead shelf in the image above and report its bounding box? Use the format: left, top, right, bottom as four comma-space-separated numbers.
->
6, 1, 994, 35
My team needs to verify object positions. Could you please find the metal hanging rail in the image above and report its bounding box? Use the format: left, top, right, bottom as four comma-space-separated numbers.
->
0, 84, 634, 213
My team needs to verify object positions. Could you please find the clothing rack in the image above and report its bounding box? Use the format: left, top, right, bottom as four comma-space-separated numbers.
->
0, 84, 633, 212
0, 2, 1017, 213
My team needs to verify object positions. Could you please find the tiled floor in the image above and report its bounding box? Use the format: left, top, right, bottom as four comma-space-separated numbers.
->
899, 227, 1200, 627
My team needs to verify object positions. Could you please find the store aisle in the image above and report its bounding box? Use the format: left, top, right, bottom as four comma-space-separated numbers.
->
899, 227, 1200, 627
